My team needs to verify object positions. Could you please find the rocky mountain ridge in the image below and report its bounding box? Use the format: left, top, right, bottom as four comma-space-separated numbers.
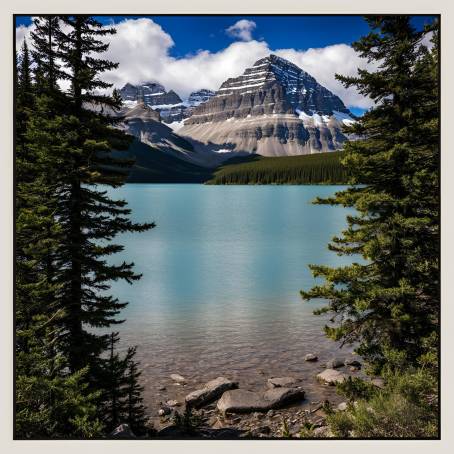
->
119, 82, 215, 124
179, 54, 354, 156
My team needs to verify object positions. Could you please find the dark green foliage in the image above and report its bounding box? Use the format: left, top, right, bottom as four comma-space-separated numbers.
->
172, 407, 202, 435
301, 17, 439, 375
30, 17, 63, 91
16, 320, 103, 438
124, 347, 148, 435
50, 15, 154, 377
207, 151, 348, 185
15, 15, 152, 438
326, 369, 438, 438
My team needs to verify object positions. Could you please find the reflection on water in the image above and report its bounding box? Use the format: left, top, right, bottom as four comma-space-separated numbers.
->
105, 184, 356, 409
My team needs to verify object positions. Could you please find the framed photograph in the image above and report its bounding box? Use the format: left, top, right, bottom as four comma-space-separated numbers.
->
1, 1, 452, 453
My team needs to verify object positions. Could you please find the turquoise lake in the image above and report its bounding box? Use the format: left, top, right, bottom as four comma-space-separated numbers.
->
106, 184, 358, 409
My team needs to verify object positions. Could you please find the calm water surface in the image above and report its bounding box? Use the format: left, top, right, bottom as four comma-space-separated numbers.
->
106, 184, 357, 410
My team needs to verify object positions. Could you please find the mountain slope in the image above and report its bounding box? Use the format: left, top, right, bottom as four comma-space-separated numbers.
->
112, 138, 212, 183
119, 102, 196, 160
179, 54, 354, 156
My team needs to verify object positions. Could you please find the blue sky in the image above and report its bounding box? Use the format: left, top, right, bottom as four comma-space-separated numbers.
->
15, 15, 436, 114
15, 15, 435, 57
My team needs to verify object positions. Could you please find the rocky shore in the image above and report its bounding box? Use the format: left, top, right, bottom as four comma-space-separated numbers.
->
110, 353, 385, 439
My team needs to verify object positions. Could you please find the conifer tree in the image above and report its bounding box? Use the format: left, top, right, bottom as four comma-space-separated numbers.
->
53, 15, 154, 382
15, 28, 104, 437
301, 17, 439, 374
30, 17, 63, 92
124, 346, 148, 435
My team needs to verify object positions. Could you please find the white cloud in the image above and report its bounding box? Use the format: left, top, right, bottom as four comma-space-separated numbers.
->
15, 24, 34, 50
15, 17, 380, 109
226, 19, 257, 42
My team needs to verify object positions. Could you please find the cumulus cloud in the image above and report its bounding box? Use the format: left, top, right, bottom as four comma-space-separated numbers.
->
15, 17, 386, 109
226, 19, 257, 42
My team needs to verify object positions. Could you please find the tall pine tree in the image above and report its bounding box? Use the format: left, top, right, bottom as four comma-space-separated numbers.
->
16, 15, 152, 437
52, 14, 154, 395
301, 17, 439, 374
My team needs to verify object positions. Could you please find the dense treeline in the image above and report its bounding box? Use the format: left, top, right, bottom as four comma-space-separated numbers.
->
207, 151, 348, 185
15, 16, 152, 438
301, 16, 439, 437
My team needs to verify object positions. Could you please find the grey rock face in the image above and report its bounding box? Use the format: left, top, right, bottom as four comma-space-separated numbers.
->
119, 82, 185, 123
217, 387, 305, 414
180, 54, 353, 156
187, 89, 216, 106
118, 102, 194, 160
185, 377, 239, 408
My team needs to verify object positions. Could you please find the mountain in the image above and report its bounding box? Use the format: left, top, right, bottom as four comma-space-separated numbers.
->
179, 54, 355, 156
111, 138, 212, 183
119, 102, 195, 160
118, 83, 215, 124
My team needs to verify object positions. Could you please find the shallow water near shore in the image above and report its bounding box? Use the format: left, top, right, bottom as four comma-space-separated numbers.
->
105, 184, 358, 412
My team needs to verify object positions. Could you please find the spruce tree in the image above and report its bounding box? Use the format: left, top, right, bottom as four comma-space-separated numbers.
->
30, 17, 63, 92
15, 31, 103, 438
124, 346, 148, 435
301, 17, 439, 374
53, 15, 154, 383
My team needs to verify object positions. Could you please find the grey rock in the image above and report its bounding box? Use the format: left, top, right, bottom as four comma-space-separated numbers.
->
304, 353, 318, 362
170, 373, 187, 384
316, 369, 347, 385
185, 377, 239, 408
326, 358, 345, 369
337, 402, 348, 411
344, 358, 361, 367
371, 378, 385, 389
166, 399, 181, 407
110, 423, 136, 438
217, 387, 305, 414
158, 385, 167, 391
267, 376, 300, 389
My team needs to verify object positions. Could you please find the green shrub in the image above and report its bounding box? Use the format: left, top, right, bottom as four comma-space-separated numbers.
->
326, 369, 438, 438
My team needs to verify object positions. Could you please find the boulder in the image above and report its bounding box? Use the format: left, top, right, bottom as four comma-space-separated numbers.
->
304, 353, 318, 362
316, 369, 347, 385
326, 358, 345, 369
170, 373, 186, 384
371, 378, 385, 389
110, 423, 136, 439
166, 399, 181, 407
217, 387, 305, 414
344, 358, 361, 367
185, 377, 239, 408
337, 402, 348, 411
267, 377, 300, 389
